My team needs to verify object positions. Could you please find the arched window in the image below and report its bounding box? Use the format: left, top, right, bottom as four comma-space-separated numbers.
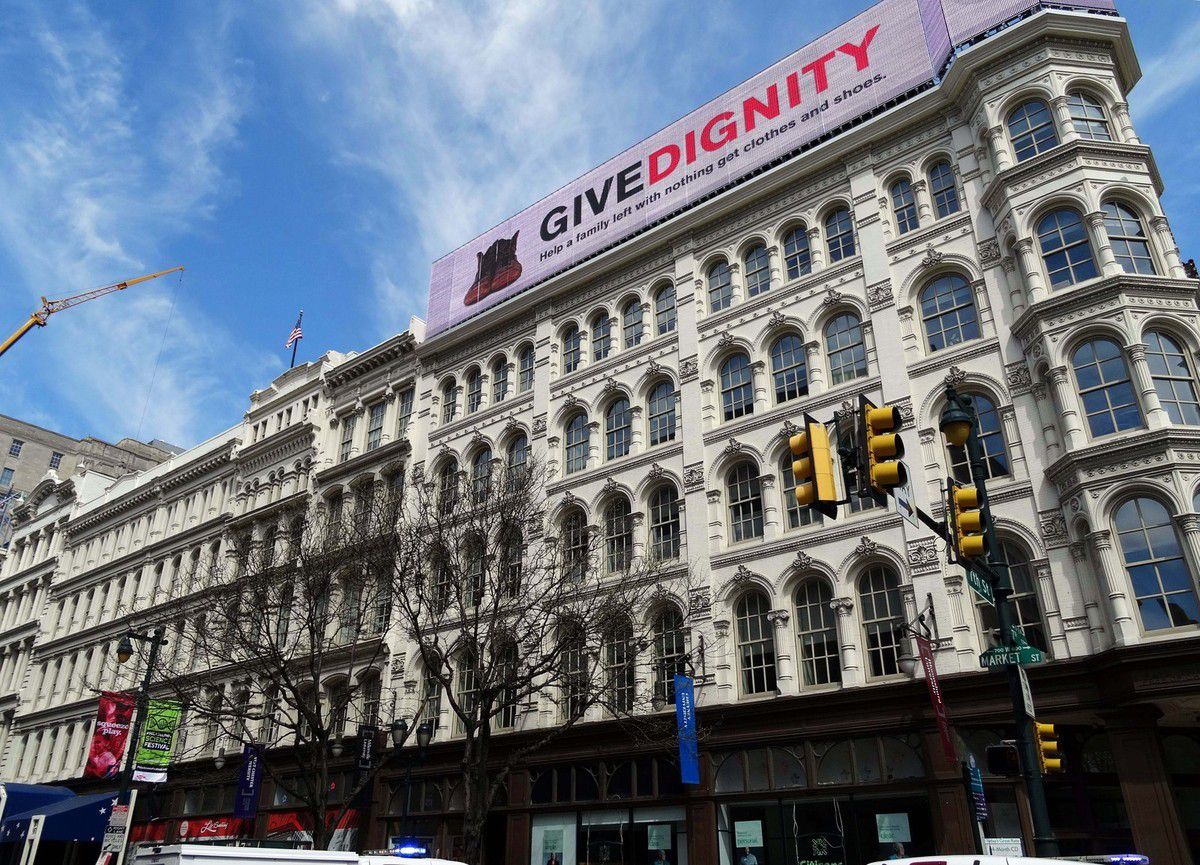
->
744, 244, 770, 297
770, 334, 808, 403
654, 284, 677, 335
437, 460, 458, 515
604, 617, 635, 712
736, 592, 777, 695
825, 313, 867, 385
561, 509, 588, 582
1008, 99, 1058, 161
506, 434, 529, 483
498, 523, 523, 597
783, 226, 812, 279
824, 208, 856, 262
562, 326, 583, 373
605, 398, 632, 460
920, 273, 980, 352
890, 179, 918, 234
518, 344, 536, 392
1038, 209, 1097, 288
975, 541, 1046, 650
647, 380, 677, 446
561, 620, 588, 719
653, 608, 687, 703
491, 357, 509, 403
564, 414, 590, 474
1102, 202, 1155, 275
859, 566, 904, 677
708, 261, 733, 312
622, 300, 644, 348
591, 314, 612, 361
650, 484, 681, 561
927, 161, 959, 218
471, 448, 492, 503
605, 497, 633, 573
794, 579, 840, 686
419, 662, 442, 726
1115, 498, 1199, 631
1072, 338, 1141, 436
1067, 91, 1112, 141
456, 651, 478, 732
441, 379, 458, 423
779, 452, 821, 529
466, 369, 483, 413
946, 394, 1008, 483
496, 642, 519, 728
720, 353, 755, 421
1145, 331, 1200, 425
727, 463, 764, 543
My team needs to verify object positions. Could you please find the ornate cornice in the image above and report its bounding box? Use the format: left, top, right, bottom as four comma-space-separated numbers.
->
324, 333, 417, 388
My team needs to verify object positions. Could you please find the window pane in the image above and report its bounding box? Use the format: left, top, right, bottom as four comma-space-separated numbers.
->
648, 381, 677, 446
655, 285, 677, 334
920, 273, 979, 352
891, 179, 919, 234
1008, 100, 1058, 161
770, 334, 808, 402
1067, 91, 1112, 141
708, 262, 733, 312
720, 354, 754, 420
825, 314, 867, 385
825, 209, 856, 261
928, 161, 959, 217
1072, 339, 1142, 436
783, 227, 812, 279
727, 464, 764, 542
744, 245, 771, 297
1115, 498, 1200, 632
1039, 209, 1096, 288
859, 567, 903, 677
736, 592, 776, 694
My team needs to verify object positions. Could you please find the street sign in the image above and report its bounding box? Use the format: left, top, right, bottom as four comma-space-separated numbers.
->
966, 568, 994, 605
892, 463, 919, 528
979, 645, 1044, 668
1018, 665, 1036, 720
966, 754, 988, 822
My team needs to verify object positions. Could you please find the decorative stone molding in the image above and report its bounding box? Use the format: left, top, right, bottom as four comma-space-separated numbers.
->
943, 366, 967, 387
867, 280, 894, 310
723, 439, 744, 457
683, 463, 705, 491
830, 597, 854, 617
920, 246, 944, 268
792, 551, 813, 572
1038, 509, 1069, 549
1005, 361, 1032, 395
823, 287, 844, 306
766, 609, 791, 629
906, 538, 941, 576
768, 310, 787, 329
779, 419, 800, 440
679, 357, 699, 381
1068, 541, 1087, 562
713, 619, 731, 638
689, 587, 712, 618
854, 536, 878, 557
559, 492, 580, 511
717, 332, 736, 349
647, 463, 665, 482
977, 238, 1000, 266
602, 477, 620, 496
706, 489, 722, 503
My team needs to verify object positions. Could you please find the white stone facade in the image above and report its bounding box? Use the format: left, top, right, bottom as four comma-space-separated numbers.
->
2, 6, 1198, 785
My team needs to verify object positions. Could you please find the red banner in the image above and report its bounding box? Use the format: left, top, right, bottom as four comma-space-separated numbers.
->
84, 691, 136, 779
916, 635, 956, 763
178, 815, 246, 841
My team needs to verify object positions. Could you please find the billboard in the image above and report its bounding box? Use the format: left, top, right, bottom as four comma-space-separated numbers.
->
425, 0, 1116, 337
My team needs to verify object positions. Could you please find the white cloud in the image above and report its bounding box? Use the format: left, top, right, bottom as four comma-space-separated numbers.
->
1130, 14, 1200, 121
0, 2, 265, 447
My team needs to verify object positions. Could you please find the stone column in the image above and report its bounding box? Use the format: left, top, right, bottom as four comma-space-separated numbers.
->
629, 405, 645, 455
1086, 529, 1140, 645
1029, 383, 1063, 460
751, 361, 769, 415
1000, 256, 1026, 316
760, 474, 780, 541
767, 610, 797, 695
1112, 100, 1139, 144
830, 598, 863, 686
986, 125, 1013, 173
974, 145, 993, 186
586, 420, 601, 470
805, 341, 825, 396
1105, 709, 1190, 865
711, 617, 734, 700
1085, 211, 1121, 276
1050, 95, 1078, 143
766, 245, 783, 291
728, 261, 745, 306
1047, 366, 1088, 450
807, 227, 825, 272
1013, 238, 1048, 303
912, 178, 933, 224
1172, 514, 1200, 593
1126, 343, 1170, 429
1149, 216, 1186, 278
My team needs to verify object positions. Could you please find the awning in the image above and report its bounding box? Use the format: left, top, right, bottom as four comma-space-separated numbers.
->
0, 791, 116, 843
0, 783, 74, 821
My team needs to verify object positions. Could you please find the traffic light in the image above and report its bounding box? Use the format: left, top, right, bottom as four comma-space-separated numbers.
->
790, 414, 839, 519
947, 480, 988, 560
986, 741, 1020, 776
1034, 722, 1062, 774
860, 398, 906, 497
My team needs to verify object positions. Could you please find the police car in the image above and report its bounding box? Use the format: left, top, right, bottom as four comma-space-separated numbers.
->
869, 857, 1149, 865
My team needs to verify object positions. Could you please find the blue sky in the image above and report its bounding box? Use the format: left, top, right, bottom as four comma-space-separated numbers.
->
0, 0, 1197, 450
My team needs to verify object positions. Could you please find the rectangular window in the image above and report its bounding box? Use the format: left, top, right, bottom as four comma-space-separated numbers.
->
339, 415, 356, 463
48, 452, 63, 470
396, 388, 414, 436
0, 468, 13, 488
8, 440, 22, 457
366, 402, 386, 451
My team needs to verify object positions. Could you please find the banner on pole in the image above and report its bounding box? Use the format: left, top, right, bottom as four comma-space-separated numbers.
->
132, 700, 182, 783
916, 635, 956, 763
84, 692, 136, 780
673, 674, 700, 785
233, 744, 264, 820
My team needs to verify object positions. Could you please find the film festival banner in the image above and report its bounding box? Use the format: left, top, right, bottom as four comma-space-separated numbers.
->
916, 634, 956, 762
84, 691, 136, 780
233, 743, 265, 820
132, 699, 182, 783
425, 0, 1113, 339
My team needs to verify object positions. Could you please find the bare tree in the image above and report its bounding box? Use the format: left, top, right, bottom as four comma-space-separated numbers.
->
381, 454, 695, 864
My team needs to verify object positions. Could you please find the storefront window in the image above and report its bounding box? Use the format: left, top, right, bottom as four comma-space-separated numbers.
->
531, 806, 689, 865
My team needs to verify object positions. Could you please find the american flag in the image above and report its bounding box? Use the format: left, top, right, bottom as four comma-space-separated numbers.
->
285, 311, 304, 348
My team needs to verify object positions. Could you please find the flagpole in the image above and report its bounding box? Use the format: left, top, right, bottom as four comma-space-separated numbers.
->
289, 310, 303, 369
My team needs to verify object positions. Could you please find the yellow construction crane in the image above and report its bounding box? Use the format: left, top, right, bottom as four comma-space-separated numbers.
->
0, 266, 184, 359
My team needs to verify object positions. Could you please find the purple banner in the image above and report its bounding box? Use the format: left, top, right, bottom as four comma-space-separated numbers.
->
425, 0, 1116, 337
232, 744, 264, 820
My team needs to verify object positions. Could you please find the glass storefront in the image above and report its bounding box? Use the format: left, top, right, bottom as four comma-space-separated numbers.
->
531, 806, 688, 865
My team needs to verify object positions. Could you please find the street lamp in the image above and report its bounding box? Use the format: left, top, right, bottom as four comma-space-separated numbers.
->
390, 718, 408, 749
213, 748, 226, 770
113, 628, 168, 813
116, 633, 135, 664
939, 387, 974, 446
395, 718, 436, 842
330, 739, 345, 758
415, 720, 433, 753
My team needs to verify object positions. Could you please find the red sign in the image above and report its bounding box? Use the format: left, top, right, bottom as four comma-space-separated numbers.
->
917, 635, 956, 763
84, 691, 135, 779
178, 816, 245, 841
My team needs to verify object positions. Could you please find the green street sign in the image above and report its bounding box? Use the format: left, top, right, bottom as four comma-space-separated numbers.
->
980, 645, 1044, 668
967, 569, 994, 605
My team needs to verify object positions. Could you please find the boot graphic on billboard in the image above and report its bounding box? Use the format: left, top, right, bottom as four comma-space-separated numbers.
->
465, 231, 522, 305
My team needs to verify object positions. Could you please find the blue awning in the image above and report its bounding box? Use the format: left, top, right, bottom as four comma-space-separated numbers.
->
0, 783, 74, 821
0, 791, 116, 843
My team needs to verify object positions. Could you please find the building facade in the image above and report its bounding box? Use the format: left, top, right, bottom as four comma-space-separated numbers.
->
1, 3, 1199, 864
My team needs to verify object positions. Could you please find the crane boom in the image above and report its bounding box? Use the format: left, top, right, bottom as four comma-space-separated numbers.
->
0, 266, 183, 359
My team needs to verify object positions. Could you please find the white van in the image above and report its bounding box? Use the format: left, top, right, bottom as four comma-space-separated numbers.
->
870, 857, 1148, 865
132, 845, 358, 865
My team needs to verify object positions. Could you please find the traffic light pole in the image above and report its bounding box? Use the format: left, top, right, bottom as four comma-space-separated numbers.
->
957, 397, 1059, 858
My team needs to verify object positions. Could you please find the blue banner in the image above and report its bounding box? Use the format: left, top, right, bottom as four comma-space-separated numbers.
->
674, 674, 700, 785
233, 743, 264, 820
967, 754, 988, 822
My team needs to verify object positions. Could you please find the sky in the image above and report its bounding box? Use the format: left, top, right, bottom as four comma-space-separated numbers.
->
0, 0, 1197, 451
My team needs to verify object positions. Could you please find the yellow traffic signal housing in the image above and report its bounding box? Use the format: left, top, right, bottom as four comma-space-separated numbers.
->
863, 402, 906, 494
1034, 722, 1062, 774
948, 481, 988, 559
790, 414, 839, 519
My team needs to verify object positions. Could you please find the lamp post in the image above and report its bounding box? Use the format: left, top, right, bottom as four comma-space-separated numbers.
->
114, 627, 168, 811
391, 718, 434, 843
940, 387, 1058, 856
